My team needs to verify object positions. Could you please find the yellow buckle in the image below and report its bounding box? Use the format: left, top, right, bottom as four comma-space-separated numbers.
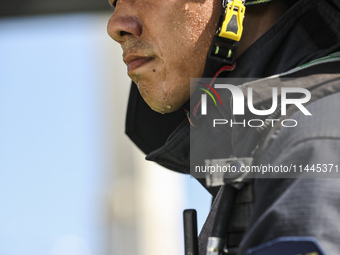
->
219, 0, 246, 42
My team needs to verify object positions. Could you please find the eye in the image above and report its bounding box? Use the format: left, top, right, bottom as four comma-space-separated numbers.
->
109, 0, 117, 7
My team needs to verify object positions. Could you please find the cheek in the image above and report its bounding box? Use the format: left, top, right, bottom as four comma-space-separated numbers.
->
162, 1, 219, 77
183, 1, 218, 44
183, 4, 212, 43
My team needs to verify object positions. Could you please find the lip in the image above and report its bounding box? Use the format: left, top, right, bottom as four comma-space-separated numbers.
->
124, 55, 155, 73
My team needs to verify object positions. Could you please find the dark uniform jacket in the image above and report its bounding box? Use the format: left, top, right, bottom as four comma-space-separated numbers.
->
126, 0, 340, 253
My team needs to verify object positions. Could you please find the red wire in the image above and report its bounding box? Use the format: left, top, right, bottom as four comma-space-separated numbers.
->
192, 63, 235, 116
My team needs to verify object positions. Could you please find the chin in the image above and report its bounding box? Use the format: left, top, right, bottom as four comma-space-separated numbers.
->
135, 78, 190, 114
149, 102, 182, 114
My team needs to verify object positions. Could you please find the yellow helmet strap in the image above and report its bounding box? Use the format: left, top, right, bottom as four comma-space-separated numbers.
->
208, 0, 246, 65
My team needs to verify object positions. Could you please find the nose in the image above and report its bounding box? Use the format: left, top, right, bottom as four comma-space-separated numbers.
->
107, 9, 143, 43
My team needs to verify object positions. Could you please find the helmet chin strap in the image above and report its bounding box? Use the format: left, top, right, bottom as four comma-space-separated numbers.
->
195, 0, 273, 120
208, 0, 246, 65
207, 0, 273, 66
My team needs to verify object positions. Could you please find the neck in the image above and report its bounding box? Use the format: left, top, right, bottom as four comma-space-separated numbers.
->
236, 0, 288, 58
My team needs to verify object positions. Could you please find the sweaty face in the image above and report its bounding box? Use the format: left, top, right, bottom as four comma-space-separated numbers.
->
107, 0, 221, 114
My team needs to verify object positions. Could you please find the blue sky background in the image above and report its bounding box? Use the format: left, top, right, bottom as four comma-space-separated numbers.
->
0, 13, 211, 255
0, 14, 106, 255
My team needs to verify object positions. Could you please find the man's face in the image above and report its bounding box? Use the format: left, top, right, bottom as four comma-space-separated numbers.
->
108, 0, 221, 114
